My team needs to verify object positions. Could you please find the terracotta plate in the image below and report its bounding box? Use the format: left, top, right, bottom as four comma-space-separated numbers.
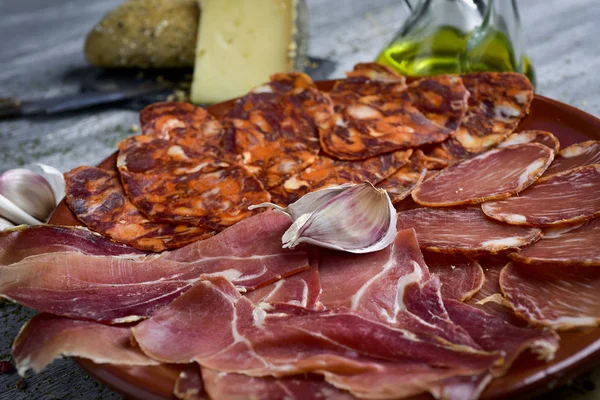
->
48, 80, 600, 400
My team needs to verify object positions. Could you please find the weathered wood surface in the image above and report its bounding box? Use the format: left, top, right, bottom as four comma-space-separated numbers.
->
1, 0, 599, 399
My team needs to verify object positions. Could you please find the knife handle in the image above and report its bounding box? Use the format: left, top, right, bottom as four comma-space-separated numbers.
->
0, 98, 22, 118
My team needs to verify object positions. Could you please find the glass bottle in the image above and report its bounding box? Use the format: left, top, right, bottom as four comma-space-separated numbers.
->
376, 0, 535, 85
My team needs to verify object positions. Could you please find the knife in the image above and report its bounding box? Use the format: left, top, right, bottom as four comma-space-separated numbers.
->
0, 57, 337, 118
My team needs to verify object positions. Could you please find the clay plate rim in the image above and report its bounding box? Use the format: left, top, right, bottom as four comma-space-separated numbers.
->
48, 81, 600, 400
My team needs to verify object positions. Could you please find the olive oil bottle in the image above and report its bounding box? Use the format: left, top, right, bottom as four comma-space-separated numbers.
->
377, 0, 535, 85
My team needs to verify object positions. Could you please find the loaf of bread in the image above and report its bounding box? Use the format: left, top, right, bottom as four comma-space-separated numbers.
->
84, 0, 198, 68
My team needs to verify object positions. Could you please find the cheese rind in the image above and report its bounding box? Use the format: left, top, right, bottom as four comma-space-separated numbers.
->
191, 0, 305, 104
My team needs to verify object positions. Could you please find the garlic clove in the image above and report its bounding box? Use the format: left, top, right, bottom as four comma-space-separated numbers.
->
23, 163, 65, 205
249, 183, 354, 221
0, 216, 15, 231
0, 194, 43, 225
281, 182, 397, 254
0, 169, 56, 222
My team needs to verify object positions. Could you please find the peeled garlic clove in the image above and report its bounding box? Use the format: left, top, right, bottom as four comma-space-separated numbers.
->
0, 169, 56, 222
249, 183, 354, 220
281, 182, 397, 253
0, 216, 15, 231
23, 163, 66, 205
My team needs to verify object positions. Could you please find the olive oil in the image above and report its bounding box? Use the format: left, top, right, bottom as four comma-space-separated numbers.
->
376, 26, 535, 85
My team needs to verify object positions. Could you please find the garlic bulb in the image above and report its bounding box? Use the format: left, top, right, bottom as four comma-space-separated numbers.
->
251, 182, 397, 254
0, 164, 65, 227
23, 163, 66, 205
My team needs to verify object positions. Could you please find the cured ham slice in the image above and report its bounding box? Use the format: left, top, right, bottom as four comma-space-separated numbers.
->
316, 230, 477, 347
396, 207, 542, 254
498, 130, 560, 153
65, 166, 214, 252
139, 102, 225, 153
0, 225, 142, 265
454, 72, 534, 152
245, 252, 321, 309
423, 252, 484, 301
482, 165, 600, 226
542, 140, 600, 179
500, 262, 600, 330
510, 218, 600, 266
175, 364, 208, 400
12, 314, 157, 375
445, 300, 559, 373
225, 72, 334, 189
412, 143, 554, 206
132, 277, 498, 375
268, 151, 411, 206
202, 368, 356, 400
117, 135, 269, 230
0, 212, 309, 322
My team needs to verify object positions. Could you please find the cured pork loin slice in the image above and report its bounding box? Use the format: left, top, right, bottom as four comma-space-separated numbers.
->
201, 368, 356, 400
482, 165, 600, 226
500, 262, 600, 330
118, 135, 269, 230
0, 212, 309, 322
0, 225, 142, 265
139, 102, 225, 153
317, 229, 477, 347
65, 166, 214, 252
268, 150, 411, 206
510, 218, 600, 266
423, 252, 484, 301
412, 143, 554, 206
12, 314, 157, 375
397, 207, 542, 254
542, 140, 600, 179
454, 72, 534, 152
225, 72, 334, 189
498, 130, 560, 153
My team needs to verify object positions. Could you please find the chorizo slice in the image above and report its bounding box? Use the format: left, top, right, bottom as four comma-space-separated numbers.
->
268, 150, 412, 206
117, 135, 270, 230
225, 72, 333, 189
498, 130, 560, 153
454, 72, 534, 152
65, 166, 214, 252
139, 102, 225, 154
377, 152, 427, 204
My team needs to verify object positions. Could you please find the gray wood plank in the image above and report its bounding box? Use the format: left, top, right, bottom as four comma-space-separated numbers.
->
1, 0, 599, 399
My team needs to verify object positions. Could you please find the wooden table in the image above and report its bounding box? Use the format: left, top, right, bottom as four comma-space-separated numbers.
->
1, 0, 599, 399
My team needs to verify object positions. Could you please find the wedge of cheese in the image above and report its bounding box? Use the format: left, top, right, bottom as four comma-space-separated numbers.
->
191, 0, 306, 104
